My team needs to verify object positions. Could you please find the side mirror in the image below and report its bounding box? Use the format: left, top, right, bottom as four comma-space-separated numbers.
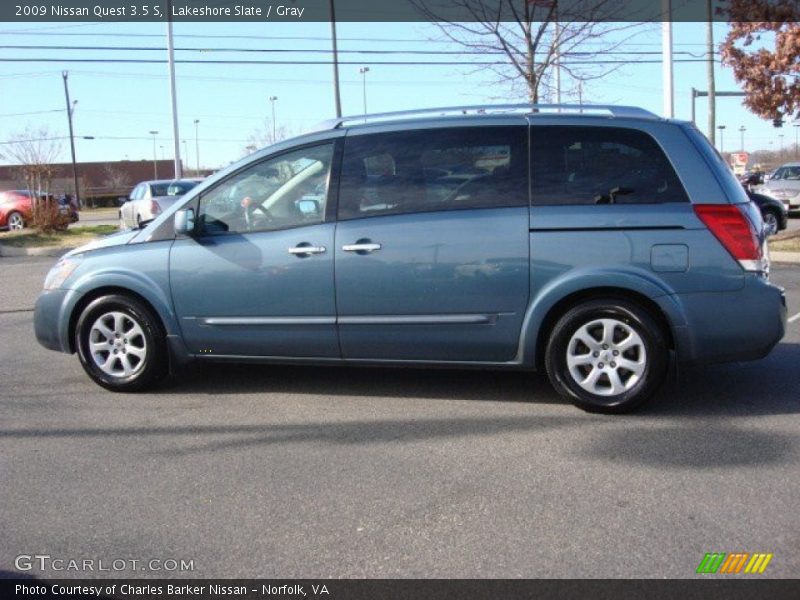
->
296, 198, 320, 216
174, 208, 195, 236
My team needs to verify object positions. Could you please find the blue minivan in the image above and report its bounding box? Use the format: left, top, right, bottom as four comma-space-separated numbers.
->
34, 105, 787, 413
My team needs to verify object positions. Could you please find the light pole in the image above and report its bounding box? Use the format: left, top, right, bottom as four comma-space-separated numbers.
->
717, 125, 726, 154
779, 133, 785, 154
359, 67, 370, 118
329, 0, 342, 117
269, 96, 278, 141
160, 145, 165, 161
739, 125, 746, 152
794, 123, 799, 159
149, 130, 159, 179
193, 119, 200, 175
62, 71, 81, 208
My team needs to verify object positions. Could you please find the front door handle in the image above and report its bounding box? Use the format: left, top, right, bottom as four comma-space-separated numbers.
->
288, 244, 326, 256
342, 242, 382, 253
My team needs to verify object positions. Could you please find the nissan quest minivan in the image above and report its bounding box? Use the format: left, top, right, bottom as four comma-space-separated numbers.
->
34, 105, 787, 413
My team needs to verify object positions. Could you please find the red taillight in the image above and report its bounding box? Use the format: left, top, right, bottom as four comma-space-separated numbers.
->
150, 200, 161, 215
693, 204, 763, 270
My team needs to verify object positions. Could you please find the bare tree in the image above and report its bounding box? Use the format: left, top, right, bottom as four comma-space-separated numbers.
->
412, 0, 653, 103
102, 163, 131, 190
242, 119, 291, 157
2, 126, 65, 231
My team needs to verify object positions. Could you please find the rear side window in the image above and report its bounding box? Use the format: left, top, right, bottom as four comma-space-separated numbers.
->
531, 126, 689, 205
338, 126, 527, 220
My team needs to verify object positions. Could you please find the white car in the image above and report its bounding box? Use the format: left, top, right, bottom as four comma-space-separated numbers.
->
119, 179, 202, 229
754, 162, 800, 211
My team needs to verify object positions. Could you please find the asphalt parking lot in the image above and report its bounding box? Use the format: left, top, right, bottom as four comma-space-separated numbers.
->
0, 256, 798, 579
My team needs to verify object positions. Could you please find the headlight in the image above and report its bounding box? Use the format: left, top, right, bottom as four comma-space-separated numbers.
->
43, 257, 81, 290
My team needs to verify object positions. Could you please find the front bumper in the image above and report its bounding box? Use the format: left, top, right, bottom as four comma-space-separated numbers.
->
33, 289, 72, 353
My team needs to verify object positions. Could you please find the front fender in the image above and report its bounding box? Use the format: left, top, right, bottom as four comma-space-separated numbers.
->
58, 259, 178, 352
517, 266, 689, 366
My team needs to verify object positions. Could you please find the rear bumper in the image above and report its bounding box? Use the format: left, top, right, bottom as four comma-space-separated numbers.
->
672, 275, 786, 365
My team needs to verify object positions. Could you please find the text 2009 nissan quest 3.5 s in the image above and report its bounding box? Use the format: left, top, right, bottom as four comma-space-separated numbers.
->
34, 105, 787, 413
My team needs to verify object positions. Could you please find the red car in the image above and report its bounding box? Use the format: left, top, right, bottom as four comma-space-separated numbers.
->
0, 190, 78, 230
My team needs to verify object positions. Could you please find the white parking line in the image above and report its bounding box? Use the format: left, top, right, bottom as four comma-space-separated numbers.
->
789, 312, 800, 324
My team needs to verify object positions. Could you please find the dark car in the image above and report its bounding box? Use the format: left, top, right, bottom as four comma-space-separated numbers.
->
739, 170, 764, 191
748, 191, 787, 236
57, 194, 80, 224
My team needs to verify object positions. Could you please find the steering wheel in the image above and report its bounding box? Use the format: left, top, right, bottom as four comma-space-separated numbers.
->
241, 197, 274, 231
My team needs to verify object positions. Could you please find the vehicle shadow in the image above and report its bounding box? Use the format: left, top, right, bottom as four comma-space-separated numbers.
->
649, 341, 800, 417
159, 342, 800, 418
1, 347, 797, 468
161, 361, 561, 405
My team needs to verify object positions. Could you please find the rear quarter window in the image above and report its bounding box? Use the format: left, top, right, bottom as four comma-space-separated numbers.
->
531, 125, 689, 206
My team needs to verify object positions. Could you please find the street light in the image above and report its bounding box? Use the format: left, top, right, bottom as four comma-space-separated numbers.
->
717, 125, 726, 154
148, 130, 159, 179
160, 145, 165, 161
182, 140, 189, 173
359, 67, 370, 119
268, 96, 278, 141
794, 122, 800, 159
779, 133, 785, 153
739, 125, 746, 152
193, 119, 200, 176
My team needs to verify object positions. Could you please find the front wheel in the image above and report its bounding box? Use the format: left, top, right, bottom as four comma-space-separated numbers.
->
75, 294, 168, 392
545, 299, 669, 414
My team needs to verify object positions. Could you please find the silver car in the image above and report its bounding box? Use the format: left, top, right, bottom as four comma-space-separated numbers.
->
754, 162, 800, 211
119, 179, 202, 229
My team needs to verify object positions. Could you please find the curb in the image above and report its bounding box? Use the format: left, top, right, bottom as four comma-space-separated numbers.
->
0, 245, 75, 258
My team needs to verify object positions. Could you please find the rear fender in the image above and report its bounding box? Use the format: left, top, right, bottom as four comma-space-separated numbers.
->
517, 266, 688, 366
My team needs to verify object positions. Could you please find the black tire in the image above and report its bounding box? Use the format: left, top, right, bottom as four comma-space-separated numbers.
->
75, 294, 168, 392
545, 298, 669, 414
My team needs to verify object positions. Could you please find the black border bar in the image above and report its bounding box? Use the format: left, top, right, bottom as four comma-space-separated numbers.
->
3, 579, 800, 600
2, 0, 797, 23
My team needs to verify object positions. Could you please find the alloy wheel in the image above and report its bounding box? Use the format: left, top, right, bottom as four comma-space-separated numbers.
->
566, 318, 647, 397
88, 311, 148, 378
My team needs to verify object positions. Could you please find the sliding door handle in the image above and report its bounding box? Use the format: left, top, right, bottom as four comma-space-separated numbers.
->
288, 244, 326, 256
342, 242, 382, 253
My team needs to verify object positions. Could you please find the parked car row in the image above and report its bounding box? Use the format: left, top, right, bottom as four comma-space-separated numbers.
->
0, 190, 78, 231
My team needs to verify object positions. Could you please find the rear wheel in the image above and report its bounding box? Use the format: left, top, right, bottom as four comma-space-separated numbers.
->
7, 211, 24, 231
75, 294, 168, 392
545, 299, 668, 414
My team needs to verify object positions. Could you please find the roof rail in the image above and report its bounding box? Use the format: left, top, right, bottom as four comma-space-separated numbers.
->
312, 104, 659, 131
